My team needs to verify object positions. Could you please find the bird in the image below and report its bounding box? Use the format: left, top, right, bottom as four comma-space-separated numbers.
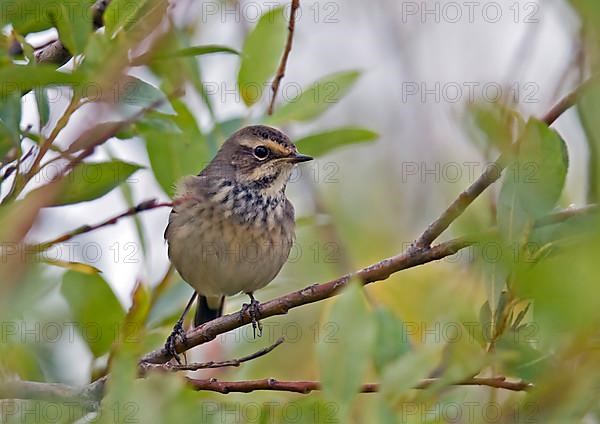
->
163, 125, 313, 360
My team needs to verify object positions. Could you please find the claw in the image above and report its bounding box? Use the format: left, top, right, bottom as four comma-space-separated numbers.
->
164, 320, 187, 364
241, 293, 263, 338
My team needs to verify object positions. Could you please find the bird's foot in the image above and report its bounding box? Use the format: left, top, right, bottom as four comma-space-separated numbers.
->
164, 320, 186, 364
241, 294, 263, 338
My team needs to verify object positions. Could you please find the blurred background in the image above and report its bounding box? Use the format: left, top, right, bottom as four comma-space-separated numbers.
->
2, 0, 600, 422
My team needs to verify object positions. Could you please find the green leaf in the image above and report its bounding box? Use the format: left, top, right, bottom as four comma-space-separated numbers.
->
206, 117, 245, 153
147, 279, 193, 328
237, 6, 287, 106
152, 45, 239, 60
141, 27, 207, 102
316, 280, 375, 417
266, 71, 362, 125
577, 82, 600, 201
466, 103, 524, 152
50, 0, 94, 55
6, 0, 54, 34
479, 300, 492, 342
373, 307, 411, 375
0, 65, 83, 96
493, 290, 512, 338
0, 126, 15, 160
79, 31, 116, 73
497, 118, 569, 243
34, 87, 50, 128
0, 91, 22, 157
42, 259, 101, 274
141, 101, 209, 197
124, 281, 151, 333
295, 127, 378, 157
97, 75, 174, 115
122, 76, 169, 110
36, 160, 143, 206
495, 327, 549, 381
61, 270, 125, 357
380, 345, 442, 398
104, 0, 149, 37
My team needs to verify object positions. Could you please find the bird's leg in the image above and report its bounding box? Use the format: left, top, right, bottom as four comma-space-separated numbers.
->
164, 292, 197, 363
241, 292, 263, 338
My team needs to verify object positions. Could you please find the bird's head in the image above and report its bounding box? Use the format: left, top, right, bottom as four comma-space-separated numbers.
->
214, 125, 312, 194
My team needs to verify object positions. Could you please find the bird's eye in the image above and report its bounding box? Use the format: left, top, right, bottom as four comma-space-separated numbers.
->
253, 145, 270, 160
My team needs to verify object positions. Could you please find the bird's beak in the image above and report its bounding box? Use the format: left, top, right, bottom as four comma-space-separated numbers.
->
288, 152, 313, 163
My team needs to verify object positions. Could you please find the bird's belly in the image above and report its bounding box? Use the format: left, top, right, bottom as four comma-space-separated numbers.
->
168, 206, 293, 297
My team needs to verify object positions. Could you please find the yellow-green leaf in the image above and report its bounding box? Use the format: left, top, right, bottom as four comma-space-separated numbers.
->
43, 259, 101, 275
266, 71, 361, 125
373, 307, 411, 375
237, 6, 287, 106
152, 45, 239, 60
295, 127, 378, 157
29, 160, 143, 207
50, 0, 94, 55
61, 271, 125, 357
316, 280, 375, 417
104, 0, 149, 37
0, 65, 83, 97
141, 101, 209, 197
497, 118, 569, 243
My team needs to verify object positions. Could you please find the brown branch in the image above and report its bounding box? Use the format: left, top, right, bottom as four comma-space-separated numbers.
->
186, 376, 532, 394
267, 0, 300, 116
140, 239, 465, 364
413, 83, 584, 250
140, 337, 285, 373
140, 204, 594, 365
0, 375, 530, 403
32, 199, 173, 251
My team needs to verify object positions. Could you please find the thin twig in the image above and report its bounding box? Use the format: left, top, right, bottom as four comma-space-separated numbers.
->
0, 375, 531, 403
32, 199, 173, 251
186, 376, 532, 394
141, 338, 285, 373
2, 95, 83, 205
267, 0, 300, 115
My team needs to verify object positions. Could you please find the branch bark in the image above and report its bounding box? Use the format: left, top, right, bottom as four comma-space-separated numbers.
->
0, 375, 531, 403
140, 337, 285, 373
186, 376, 531, 394
33, 199, 173, 251
267, 0, 300, 115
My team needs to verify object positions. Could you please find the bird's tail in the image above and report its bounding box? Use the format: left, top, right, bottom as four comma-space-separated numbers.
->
194, 295, 224, 327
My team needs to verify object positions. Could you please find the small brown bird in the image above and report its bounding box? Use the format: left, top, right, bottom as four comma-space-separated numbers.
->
164, 125, 312, 358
